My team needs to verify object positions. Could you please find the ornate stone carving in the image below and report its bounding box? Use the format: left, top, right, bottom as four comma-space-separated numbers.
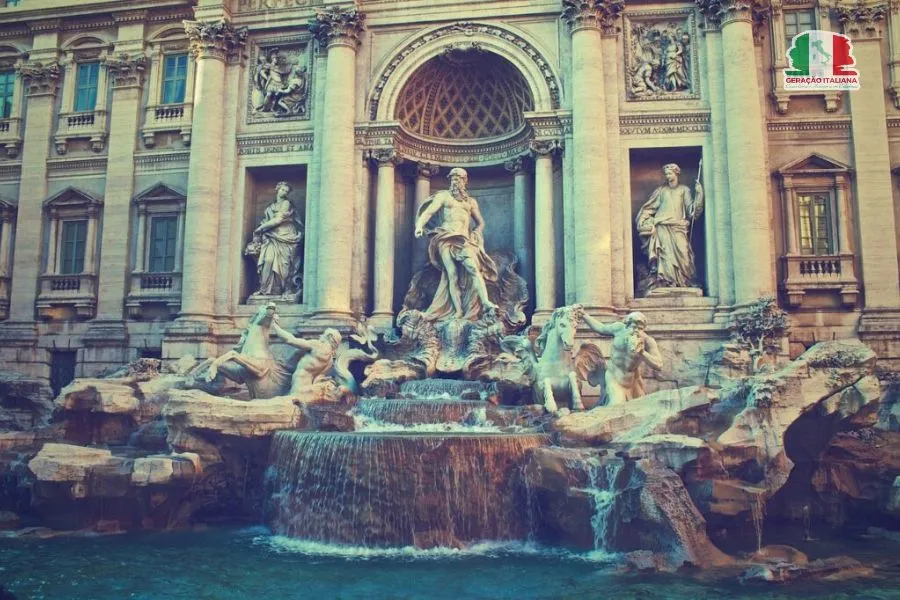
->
833, 1, 887, 38
529, 139, 563, 156
581, 310, 663, 405
183, 19, 248, 62
244, 181, 303, 301
309, 6, 365, 50
619, 112, 710, 135
103, 52, 148, 88
203, 304, 376, 400
695, 0, 765, 27
416, 162, 440, 179
561, 0, 625, 33
250, 43, 310, 120
18, 61, 60, 96
503, 156, 527, 175
368, 147, 402, 166
491, 304, 605, 413
368, 22, 561, 119
413, 167, 499, 323
635, 162, 704, 294
625, 11, 697, 101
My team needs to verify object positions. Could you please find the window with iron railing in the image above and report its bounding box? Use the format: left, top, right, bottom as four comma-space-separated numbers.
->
797, 192, 833, 256
73, 62, 99, 112
0, 70, 13, 119
784, 9, 815, 46
59, 220, 87, 275
148, 215, 178, 272
161, 54, 188, 105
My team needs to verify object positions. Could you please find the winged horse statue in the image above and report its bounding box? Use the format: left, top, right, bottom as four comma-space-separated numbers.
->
499, 304, 604, 413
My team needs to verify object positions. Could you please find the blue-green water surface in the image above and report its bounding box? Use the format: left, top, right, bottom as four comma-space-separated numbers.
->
1, 527, 899, 600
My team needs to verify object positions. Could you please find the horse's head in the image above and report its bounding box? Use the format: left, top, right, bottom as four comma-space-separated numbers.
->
535, 305, 579, 355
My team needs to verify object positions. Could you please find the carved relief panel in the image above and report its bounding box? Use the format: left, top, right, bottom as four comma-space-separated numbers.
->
624, 9, 699, 102
247, 38, 312, 123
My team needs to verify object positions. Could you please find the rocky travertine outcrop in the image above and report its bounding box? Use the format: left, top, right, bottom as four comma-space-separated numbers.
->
0, 371, 53, 430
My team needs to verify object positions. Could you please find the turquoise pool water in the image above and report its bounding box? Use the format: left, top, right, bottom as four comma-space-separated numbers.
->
1, 527, 899, 600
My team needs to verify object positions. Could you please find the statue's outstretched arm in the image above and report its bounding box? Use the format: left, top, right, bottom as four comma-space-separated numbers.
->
273, 323, 313, 350
582, 313, 623, 336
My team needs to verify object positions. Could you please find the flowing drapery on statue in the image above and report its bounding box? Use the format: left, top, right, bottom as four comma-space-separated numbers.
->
635, 163, 704, 291
245, 181, 303, 299
414, 168, 499, 322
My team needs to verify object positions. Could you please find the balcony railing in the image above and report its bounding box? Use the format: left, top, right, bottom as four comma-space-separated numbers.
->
36, 273, 98, 320
55, 110, 108, 154
781, 253, 859, 307
0, 117, 22, 157
142, 102, 192, 147
126, 271, 182, 319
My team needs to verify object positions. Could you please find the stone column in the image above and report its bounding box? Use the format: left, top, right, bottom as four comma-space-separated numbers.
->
309, 7, 364, 318
8, 56, 60, 321
90, 47, 147, 338
370, 148, 399, 329
601, 21, 626, 307
562, 0, 621, 311
504, 156, 531, 298
176, 19, 246, 327
531, 140, 561, 317
835, 4, 900, 308
780, 176, 799, 255
698, 0, 774, 304
412, 162, 437, 272
0, 217, 11, 276
303, 43, 328, 308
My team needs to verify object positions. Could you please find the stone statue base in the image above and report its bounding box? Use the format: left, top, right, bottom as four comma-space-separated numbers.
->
246, 292, 301, 305
646, 287, 703, 298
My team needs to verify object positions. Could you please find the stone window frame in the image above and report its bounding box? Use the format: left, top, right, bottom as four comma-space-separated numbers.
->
776, 153, 859, 307
141, 26, 196, 148
36, 187, 103, 320
769, 0, 840, 114
0, 198, 15, 320
55, 34, 114, 154
126, 183, 186, 319
0, 43, 27, 157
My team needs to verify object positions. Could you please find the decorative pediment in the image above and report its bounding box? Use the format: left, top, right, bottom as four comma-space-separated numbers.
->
133, 183, 186, 205
42, 186, 103, 209
776, 153, 852, 175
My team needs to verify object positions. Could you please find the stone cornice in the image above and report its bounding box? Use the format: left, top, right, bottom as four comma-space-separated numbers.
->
309, 6, 365, 50
0, 163, 21, 181
134, 150, 191, 171
619, 112, 710, 135
236, 133, 314, 156
27, 19, 61, 33
183, 19, 249, 62
103, 52, 149, 88
767, 118, 851, 132
561, 0, 625, 34
833, 1, 887, 38
18, 60, 60, 97
113, 10, 149, 24
0, 25, 30, 39
46, 156, 108, 174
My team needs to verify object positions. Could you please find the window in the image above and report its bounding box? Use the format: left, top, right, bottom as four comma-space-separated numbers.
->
73, 62, 99, 112
797, 193, 833, 255
59, 220, 87, 274
0, 70, 12, 118
4, 0, 21, 6
148, 215, 178, 272
784, 9, 815, 46
161, 54, 188, 105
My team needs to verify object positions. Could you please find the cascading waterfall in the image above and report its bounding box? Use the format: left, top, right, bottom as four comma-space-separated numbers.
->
398, 379, 493, 400
352, 398, 521, 431
572, 457, 625, 552
266, 431, 548, 548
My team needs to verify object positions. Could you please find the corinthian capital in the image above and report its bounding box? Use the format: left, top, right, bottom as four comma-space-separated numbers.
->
561, 0, 624, 34
833, 1, 887, 38
695, 0, 767, 27
103, 52, 148, 88
183, 19, 248, 61
18, 61, 60, 97
309, 6, 365, 50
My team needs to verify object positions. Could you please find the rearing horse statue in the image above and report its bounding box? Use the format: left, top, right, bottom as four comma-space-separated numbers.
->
500, 304, 604, 413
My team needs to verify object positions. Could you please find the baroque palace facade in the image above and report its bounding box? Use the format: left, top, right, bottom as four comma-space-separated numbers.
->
0, 0, 898, 391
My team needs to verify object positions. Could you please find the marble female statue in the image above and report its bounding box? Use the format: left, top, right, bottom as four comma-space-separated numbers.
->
413, 167, 499, 321
635, 163, 704, 291
245, 181, 303, 298
581, 310, 663, 405
663, 32, 688, 91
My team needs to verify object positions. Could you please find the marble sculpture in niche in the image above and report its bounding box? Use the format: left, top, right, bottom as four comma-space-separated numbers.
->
245, 181, 303, 301
635, 163, 704, 293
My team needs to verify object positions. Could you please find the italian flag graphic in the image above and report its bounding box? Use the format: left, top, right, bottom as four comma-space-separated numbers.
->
784, 30, 860, 90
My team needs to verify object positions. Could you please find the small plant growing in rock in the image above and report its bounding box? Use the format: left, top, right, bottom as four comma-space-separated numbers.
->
730, 296, 789, 374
